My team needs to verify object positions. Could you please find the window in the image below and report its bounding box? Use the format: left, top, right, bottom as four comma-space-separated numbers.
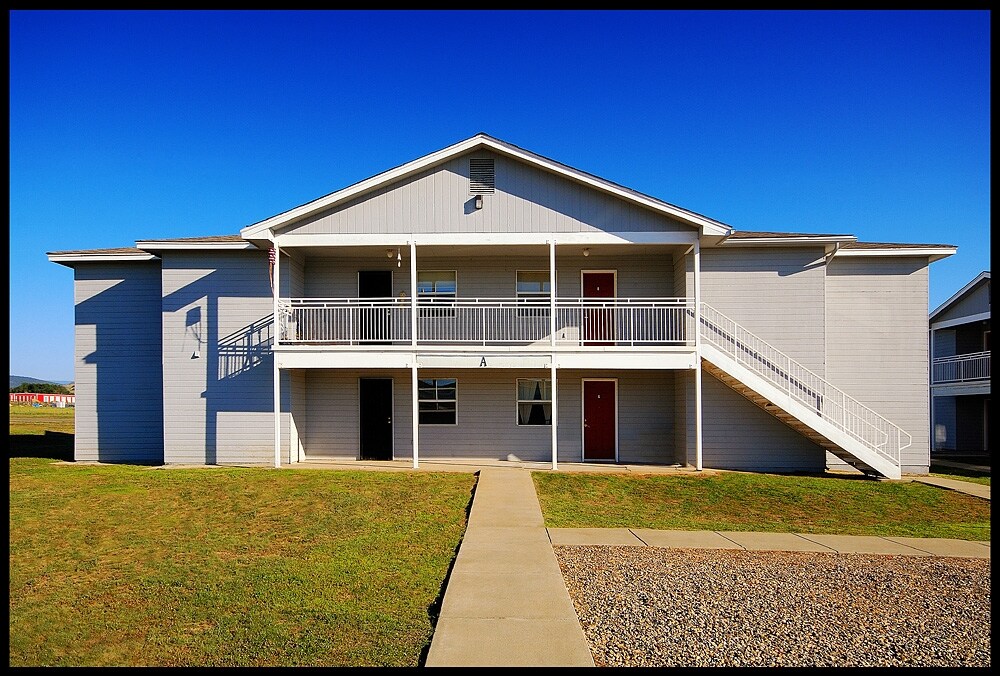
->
516, 271, 550, 318
418, 271, 457, 318
517, 378, 552, 426
419, 378, 457, 425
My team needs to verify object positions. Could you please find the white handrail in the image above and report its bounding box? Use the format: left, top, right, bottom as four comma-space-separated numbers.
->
277, 297, 694, 346
699, 303, 911, 469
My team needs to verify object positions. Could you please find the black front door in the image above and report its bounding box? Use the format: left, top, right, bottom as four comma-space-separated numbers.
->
360, 378, 393, 460
358, 271, 393, 343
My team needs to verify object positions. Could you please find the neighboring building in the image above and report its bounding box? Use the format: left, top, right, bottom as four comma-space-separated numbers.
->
9, 392, 76, 406
48, 133, 956, 477
930, 271, 991, 455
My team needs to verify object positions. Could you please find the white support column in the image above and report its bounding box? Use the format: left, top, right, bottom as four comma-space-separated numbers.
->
411, 363, 419, 469
550, 360, 558, 471
273, 242, 282, 468
693, 239, 703, 472
410, 241, 417, 348
549, 239, 558, 470
929, 327, 936, 453
549, 240, 556, 348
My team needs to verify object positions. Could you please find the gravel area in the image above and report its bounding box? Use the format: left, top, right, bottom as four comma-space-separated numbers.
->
554, 546, 991, 667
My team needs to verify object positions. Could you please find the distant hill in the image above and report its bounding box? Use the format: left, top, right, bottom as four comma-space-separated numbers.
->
9, 375, 74, 389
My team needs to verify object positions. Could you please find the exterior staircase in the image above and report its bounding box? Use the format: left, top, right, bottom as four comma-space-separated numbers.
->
698, 303, 911, 479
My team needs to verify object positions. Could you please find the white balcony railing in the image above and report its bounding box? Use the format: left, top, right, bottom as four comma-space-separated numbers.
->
933, 351, 991, 384
277, 297, 694, 347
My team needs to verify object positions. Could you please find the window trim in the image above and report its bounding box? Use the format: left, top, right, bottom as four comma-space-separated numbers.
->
417, 270, 458, 319
418, 377, 458, 426
516, 377, 552, 427
515, 270, 551, 319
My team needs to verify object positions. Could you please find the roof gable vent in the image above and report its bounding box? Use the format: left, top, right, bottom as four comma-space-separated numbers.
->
469, 158, 495, 194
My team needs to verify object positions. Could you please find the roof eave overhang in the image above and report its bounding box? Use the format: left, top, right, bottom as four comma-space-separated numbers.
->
716, 235, 858, 247
239, 134, 732, 241
837, 247, 957, 264
47, 252, 160, 267
135, 241, 257, 252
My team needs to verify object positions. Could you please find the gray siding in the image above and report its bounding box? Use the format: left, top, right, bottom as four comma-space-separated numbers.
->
160, 250, 287, 464
302, 369, 414, 459
678, 368, 826, 472
555, 370, 678, 464
285, 251, 305, 297
281, 150, 693, 236
932, 329, 957, 359
299, 368, 677, 463
932, 395, 957, 451
825, 257, 930, 472
303, 252, 677, 299
73, 262, 164, 463
693, 247, 828, 374
934, 279, 991, 324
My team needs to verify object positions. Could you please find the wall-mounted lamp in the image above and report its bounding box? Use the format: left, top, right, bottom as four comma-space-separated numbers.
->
396, 248, 402, 268
474, 194, 483, 210
583, 248, 591, 257
192, 350, 200, 359
386, 248, 394, 259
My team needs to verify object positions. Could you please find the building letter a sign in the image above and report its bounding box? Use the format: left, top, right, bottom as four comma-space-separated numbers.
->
480, 357, 487, 367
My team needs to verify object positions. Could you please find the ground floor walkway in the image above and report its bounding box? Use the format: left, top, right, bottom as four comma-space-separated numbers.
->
423, 465, 990, 667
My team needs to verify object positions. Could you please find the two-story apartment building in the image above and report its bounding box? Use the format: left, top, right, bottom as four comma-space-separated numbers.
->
48, 134, 956, 478
930, 271, 991, 456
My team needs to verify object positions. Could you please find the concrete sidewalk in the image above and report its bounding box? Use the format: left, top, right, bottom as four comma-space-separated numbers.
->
912, 475, 990, 500
424, 467, 595, 667
424, 465, 990, 667
548, 527, 991, 558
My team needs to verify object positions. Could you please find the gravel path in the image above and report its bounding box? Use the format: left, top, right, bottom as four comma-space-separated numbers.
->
554, 546, 991, 667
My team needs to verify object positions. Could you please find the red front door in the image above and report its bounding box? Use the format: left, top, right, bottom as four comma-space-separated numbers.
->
583, 272, 615, 345
583, 380, 616, 461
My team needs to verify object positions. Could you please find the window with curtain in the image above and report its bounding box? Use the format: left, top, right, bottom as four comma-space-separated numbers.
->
517, 378, 552, 426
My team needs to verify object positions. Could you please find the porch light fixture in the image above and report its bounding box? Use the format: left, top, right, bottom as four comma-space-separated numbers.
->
474, 194, 483, 210
386, 248, 394, 258
583, 247, 591, 257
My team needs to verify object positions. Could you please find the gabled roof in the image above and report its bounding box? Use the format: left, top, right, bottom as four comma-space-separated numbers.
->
239, 133, 735, 240
929, 271, 991, 320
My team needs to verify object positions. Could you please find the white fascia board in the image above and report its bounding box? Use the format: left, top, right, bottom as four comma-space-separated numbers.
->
47, 253, 159, 265
242, 134, 730, 240
836, 247, 957, 263
274, 231, 699, 248
929, 271, 991, 320
717, 236, 857, 247
136, 241, 257, 252
930, 311, 991, 330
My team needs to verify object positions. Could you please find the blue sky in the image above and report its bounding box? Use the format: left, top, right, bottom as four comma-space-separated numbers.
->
9, 10, 991, 382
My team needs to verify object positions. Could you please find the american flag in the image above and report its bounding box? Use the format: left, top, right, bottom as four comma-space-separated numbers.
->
268, 248, 276, 264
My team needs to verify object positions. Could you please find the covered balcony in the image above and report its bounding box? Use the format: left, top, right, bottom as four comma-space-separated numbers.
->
276, 296, 694, 348
932, 351, 991, 385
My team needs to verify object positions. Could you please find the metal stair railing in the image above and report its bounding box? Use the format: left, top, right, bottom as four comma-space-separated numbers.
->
699, 303, 910, 469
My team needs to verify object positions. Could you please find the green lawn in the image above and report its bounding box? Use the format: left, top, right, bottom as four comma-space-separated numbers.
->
9, 459, 476, 667
532, 471, 990, 541
9, 403, 75, 435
